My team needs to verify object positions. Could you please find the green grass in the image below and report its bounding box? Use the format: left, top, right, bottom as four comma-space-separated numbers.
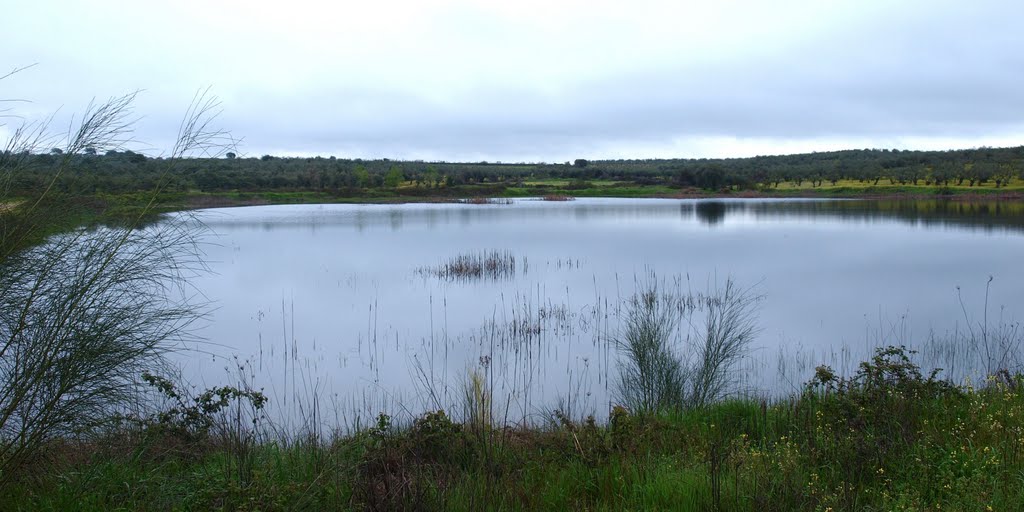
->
5, 350, 1022, 511
167, 179, 1024, 208
504, 183, 679, 198
766, 177, 1024, 194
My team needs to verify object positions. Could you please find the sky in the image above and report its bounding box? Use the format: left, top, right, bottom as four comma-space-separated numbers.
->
2, 0, 1023, 162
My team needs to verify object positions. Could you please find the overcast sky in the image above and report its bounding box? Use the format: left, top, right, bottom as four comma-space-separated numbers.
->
2, 0, 1023, 162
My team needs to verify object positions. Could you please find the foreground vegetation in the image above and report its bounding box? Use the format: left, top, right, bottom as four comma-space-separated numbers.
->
1, 347, 1020, 511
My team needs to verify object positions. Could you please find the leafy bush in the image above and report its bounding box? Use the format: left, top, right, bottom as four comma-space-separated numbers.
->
138, 372, 267, 447
801, 346, 961, 481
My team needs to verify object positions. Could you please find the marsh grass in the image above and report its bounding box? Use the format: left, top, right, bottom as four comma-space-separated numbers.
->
0, 268, 1019, 510
9, 346, 1021, 511
767, 279, 1023, 397
463, 366, 493, 432
418, 250, 522, 281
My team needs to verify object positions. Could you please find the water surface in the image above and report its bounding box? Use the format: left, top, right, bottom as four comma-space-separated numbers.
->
174, 198, 1024, 428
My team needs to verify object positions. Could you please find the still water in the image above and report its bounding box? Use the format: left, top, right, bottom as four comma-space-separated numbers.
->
172, 198, 1024, 428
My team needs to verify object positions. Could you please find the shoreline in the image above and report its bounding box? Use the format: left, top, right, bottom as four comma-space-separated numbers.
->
166, 188, 1024, 211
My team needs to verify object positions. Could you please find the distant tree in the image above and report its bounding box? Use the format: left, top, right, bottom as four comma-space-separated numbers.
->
83, 146, 97, 156
422, 166, 440, 188
49, 148, 63, 155
969, 162, 996, 187
929, 164, 952, 187
993, 164, 1015, 188
695, 164, 725, 190
124, 150, 147, 164
384, 166, 404, 188
260, 154, 274, 161
574, 159, 589, 168
353, 164, 370, 188
225, 152, 236, 159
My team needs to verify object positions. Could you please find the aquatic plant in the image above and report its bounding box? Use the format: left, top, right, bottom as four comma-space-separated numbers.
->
418, 250, 519, 281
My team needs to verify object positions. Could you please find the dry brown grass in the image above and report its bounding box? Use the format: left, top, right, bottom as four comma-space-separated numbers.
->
0, 200, 23, 212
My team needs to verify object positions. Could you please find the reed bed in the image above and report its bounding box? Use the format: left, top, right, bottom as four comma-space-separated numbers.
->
3, 271, 1022, 510
8, 344, 1021, 511
417, 250, 522, 281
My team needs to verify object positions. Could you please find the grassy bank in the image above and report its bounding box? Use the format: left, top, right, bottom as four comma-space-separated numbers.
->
170, 179, 1024, 207
4, 348, 1021, 511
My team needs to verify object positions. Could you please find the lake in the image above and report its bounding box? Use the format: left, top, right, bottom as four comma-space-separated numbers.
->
172, 198, 1024, 430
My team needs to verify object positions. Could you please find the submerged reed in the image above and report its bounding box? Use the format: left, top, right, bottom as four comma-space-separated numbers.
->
418, 250, 520, 281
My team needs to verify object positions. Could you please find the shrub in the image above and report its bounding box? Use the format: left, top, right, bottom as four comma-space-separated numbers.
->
615, 276, 761, 414
0, 86, 231, 486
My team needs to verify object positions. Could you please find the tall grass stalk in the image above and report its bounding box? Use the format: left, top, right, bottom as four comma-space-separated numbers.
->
463, 367, 492, 432
956, 277, 1021, 378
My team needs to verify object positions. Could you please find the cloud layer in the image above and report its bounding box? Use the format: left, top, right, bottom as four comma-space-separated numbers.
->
3, 0, 1022, 161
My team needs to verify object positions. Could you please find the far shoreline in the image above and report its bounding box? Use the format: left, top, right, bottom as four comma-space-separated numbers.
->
165, 188, 1024, 212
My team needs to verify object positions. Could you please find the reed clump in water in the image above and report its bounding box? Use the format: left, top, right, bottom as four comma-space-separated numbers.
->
458, 197, 514, 205
418, 250, 519, 281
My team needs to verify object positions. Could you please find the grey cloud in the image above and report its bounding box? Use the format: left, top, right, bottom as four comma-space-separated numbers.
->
6, 0, 1024, 162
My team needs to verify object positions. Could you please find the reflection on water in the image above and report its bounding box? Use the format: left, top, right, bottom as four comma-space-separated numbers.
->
203, 198, 1024, 234
177, 198, 1024, 431
678, 199, 1024, 232
694, 201, 728, 225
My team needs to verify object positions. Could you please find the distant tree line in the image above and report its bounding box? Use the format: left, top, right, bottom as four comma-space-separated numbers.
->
5, 146, 1024, 196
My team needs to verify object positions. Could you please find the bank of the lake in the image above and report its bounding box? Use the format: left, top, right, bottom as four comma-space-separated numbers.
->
5, 179, 1021, 243
148, 183, 1024, 212
5, 351, 1021, 511
20, 179, 1023, 213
